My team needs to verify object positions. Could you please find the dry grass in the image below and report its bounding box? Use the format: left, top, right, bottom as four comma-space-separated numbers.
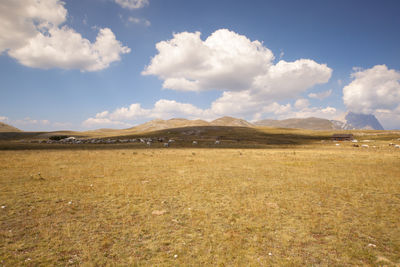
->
1, 145, 400, 265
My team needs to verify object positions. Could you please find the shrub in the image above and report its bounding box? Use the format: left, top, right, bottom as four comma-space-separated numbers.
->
49, 135, 69, 141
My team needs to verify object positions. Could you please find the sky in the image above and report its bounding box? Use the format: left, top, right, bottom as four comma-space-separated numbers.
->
1, 0, 400, 131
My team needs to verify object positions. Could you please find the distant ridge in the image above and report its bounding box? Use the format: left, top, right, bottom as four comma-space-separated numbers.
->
0, 122, 21, 132
126, 114, 385, 133
254, 117, 336, 130
255, 113, 385, 131
0, 114, 384, 135
345, 112, 384, 130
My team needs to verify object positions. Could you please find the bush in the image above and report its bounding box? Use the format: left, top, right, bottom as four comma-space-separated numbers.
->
49, 135, 69, 141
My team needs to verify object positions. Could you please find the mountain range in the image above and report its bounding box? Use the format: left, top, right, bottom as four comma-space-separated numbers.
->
0, 112, 385, 133
254, 112, 384, 130
127, 112, 384, 132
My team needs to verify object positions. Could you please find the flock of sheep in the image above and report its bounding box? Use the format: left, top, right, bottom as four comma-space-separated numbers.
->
338, 139, 400, 149
36, 136, 221, 146
30, 136, 400, 149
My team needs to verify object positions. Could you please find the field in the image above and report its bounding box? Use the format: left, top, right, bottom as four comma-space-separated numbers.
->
1, 127, 400, 265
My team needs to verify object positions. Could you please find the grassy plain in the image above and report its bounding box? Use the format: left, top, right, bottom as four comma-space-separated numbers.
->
1, 128, 400, 265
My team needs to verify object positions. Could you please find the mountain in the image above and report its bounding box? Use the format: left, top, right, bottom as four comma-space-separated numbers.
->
254, 113, 385, 131
254, 117, 339, 130
344, 112, 384, 130
0, 122, 21, 132
210, 116, 254, 127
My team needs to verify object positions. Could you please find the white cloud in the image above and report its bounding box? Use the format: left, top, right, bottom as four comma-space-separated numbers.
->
0, 0, 130, 71
9, 27, 130, 71
289, 106, 339, 120
257, 100, 339, 121
294, 98, 310, 109
115, 0, 149, 9
9, 117, 53, 130
0, 0, 67, 53
0, 116, 9, 122
143, 29, 275, 92
82, 117, 131, 128
143, 29, 332, 98
151, 99, 213, 119
343, 65, 400, 114
128, 16, 151, 27
252, 59, 331, 99
82, 99, 217, 128
308, 89, 332, 100
13, 117, 50, 126
210, 90, 261, 116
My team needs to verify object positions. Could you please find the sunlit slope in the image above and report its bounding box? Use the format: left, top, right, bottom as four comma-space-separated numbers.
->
0, 122, 21, 132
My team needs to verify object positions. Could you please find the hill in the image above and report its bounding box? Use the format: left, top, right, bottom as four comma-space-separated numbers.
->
0, 122, 21, 132
210, 116, 254, 127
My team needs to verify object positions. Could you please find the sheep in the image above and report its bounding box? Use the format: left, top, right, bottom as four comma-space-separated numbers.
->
192, 141, 198, 145
164, 143, 169, 147
215, 140, 220, 145
361, 144, 369, 148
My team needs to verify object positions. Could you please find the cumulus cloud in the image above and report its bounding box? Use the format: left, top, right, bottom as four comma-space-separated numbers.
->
115, 0, 149, 9
308, 89, 332, 100
252, 59, 332, 99
143, 30, 274, 92
0, 0, 130, 71
343, 65, 400, 114
82, 100, 216, 128
9, 27, 131, 71
210, 90, 261, 116
288, 106, 339, 120
143, 29, 331, 97
294, 98, 310, 110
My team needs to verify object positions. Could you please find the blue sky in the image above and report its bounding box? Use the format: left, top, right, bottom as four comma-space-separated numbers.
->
1, 0, 400, 130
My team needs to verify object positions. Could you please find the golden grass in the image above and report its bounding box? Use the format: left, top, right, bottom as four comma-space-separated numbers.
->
1, 145, 400, 265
